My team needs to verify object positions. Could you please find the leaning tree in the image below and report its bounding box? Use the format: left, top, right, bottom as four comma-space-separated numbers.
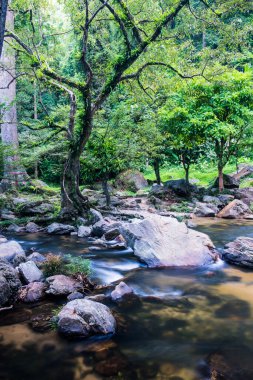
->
5, 0, 251, 218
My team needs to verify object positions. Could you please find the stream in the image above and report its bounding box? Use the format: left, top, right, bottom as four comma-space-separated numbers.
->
1, 219, 253, 380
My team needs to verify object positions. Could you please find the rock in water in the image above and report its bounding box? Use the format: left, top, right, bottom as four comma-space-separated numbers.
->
0, 240, 25, 263
46, 275, 83, 295
111, 281, 133, 301
18, 261, 44, 284
19, 282, 46, 303
223, 237, 253, 268
0, 260, 21, 306
77, 226, 91, 238
47, 223, 75, 235
119, 214, 216, 267
217, 199, 251, 219
57, 299, 116, 338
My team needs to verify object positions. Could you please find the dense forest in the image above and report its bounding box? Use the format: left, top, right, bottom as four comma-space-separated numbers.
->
1, 1, 253, 380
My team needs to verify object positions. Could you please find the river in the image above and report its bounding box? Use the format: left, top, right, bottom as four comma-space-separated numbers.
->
1, 219, 253, 380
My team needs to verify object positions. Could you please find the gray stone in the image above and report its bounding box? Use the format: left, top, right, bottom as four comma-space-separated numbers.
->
18, 261, 44, 284
223, 237, 253, 268
217, 200, 251, 219
46, 275, 83, 296
91, 219, 119, 238
67, 291, 84, 301
57, 299, 116, 338
115, 170, 148, 192
164, 179, 197, 197
77, 226, 91, 238
104, 228, 121, 241
27, 252, 46, 264
194, 202, 218, 217
0, 240, 25, 263
0, 260, 21, 306
19, 282, 46, 303
6, 224, 25, 233
47, 223, 76, 235
111, 282, 133, 301
25, 222, 40, 233
203, 195, 222, 206
119, 214, 217, 267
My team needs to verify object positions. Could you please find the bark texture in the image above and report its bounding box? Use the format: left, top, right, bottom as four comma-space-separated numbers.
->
0, 8, 27, 189
0, 0, 8, 57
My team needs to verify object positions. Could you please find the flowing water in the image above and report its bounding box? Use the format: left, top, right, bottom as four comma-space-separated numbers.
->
1, 219, 253, 380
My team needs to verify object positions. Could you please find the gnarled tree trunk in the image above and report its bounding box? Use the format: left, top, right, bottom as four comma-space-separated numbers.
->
0, 0, 8, 57
0, 7, 27, 190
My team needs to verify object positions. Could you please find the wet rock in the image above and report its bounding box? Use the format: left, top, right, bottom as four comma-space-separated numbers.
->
30, 313, 53, 332
86, 294, 107, 302
78, 226, 91, 238
91, 219, 119, 238
111, 282, 133, 301
13, 253, 27, 267
217, 199, 251, 219
6, 224, 25, 233
0, 260, 21, 306
89, 208, 104, 225
215, 299, 250, 319
213, 174, 240, 189
46, 274, 83, 296
186, 220, 197, 228
0, 240, 25, 263
57, 299, 116, 338
27, 252, 46, 264
94, 353, 127, 376
115, 169, 148, 192
67, 291, 84, 301
47, 222, 76, 235
119, 214, 216, 267
25, 222, 40, 233
104, 228, 121, 241
223, 237, 253, 268
203, 195, 222, 206
218, 194, 234, 205
18, 261, 44, 284
19, 282, 46, 303
194, 202, 218, 217
164, 179, 198, 197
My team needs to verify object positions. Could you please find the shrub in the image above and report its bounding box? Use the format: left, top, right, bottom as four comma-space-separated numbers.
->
64, 255, 91, 276
42, 254, 65, 277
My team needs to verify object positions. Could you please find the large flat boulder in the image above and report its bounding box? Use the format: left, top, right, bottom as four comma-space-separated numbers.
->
119, 214, 216, 267
47, 223, 75, 235
0, 240, 25, 263
217, 200, 251, 219
57, 299, 116, 338
46, 275, 83, 296
223, 237, 253, 268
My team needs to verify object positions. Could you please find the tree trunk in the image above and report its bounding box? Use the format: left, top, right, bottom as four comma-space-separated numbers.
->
60, 148, 89, 220
153, 158, 161, 185
0, 7, 27, 189
102, 179, 110, 207
185, 166, 190, 185
0, 0, 8, 57
218, 166, 224, 192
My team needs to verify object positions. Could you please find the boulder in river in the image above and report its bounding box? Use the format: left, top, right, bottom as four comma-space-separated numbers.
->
18, 261, 44, 284
56, 299, 116, 338
217, 199, 251, 219
0, 240, 26, 263
46, 274, 83, 296
111, 281, 134, 301
194, 202, 218, 217
19, 282, 46, 303
47, 223, 76, 235
223, 237, 253, 268
0, 260, 21, 306
25, 222, 40, 233
119, 214, 217, 267
77, 225, 91, 238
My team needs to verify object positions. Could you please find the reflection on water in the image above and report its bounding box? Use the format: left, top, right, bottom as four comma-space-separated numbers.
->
1, 220, 253, 379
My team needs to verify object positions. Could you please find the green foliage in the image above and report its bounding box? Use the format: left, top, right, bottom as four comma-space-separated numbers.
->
42, 254, 65, 277
64, 255, 91, 276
